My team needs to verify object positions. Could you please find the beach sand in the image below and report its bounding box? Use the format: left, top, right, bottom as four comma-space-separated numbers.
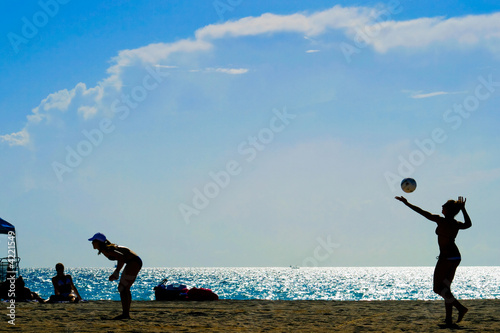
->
4, 299, 499, 332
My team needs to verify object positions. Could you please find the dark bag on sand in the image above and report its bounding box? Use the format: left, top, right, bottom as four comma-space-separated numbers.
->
154, 282, 188, 301
187, 287, 219, 301
153, 279, 218, 301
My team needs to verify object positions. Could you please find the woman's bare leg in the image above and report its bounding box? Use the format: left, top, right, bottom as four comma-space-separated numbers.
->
115, 261, 142, 319
434, 259, 467, 324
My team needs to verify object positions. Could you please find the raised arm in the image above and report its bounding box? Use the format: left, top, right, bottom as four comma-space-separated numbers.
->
395, 196, 440, 222
458, 197, 472, 229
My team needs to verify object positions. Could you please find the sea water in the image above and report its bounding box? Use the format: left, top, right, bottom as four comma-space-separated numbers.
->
20, 266, 500, 301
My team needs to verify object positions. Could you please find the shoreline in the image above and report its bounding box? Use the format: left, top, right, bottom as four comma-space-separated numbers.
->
6, 299, 500, 332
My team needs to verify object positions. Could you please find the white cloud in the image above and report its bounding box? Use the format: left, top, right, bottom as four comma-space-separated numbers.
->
411, 91, 449, 99
32, 87, 77, 120
1, 83, 102, 146
154, 65, 248, 74
155, 65, 179, 69
195, 5, 500, 54
209, 67, 249, 74
3, 5, 500, 147
0, 128, 30, 147
365, 13, 500, 53
410, 90, 467, 99
78, 106, 98, 120
195, 6, 372, 40
105, 39, 212, 89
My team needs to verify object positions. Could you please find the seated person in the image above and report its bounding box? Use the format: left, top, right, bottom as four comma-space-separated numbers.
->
47, 263, 82, 303
0, 275, 44, 302
17, 275, 45, 302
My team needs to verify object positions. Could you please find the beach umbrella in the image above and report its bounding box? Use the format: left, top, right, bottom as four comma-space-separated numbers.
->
0, 217, 16, 234
0, 217, 20, 281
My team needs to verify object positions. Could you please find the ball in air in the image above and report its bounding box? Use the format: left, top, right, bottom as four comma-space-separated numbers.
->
401, 178, 417, 193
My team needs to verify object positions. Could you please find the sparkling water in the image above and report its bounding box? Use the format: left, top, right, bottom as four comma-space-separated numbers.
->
20, 266, 500, 301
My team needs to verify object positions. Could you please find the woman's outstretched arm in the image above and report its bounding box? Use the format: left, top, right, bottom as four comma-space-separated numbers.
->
395, 196, 439, 222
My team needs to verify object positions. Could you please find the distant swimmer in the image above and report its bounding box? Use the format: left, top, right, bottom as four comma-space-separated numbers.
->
89, 233, 142, 320
395, 196, 471, 327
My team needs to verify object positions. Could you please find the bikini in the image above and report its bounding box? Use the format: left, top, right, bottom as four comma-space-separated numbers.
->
106, 245, 142, 266
125, 255, 143, 266
435, 220, 461, 261
56, 275, 73, 297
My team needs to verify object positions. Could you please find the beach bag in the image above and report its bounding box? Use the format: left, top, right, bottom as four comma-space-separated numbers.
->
187, 287, 218, 301
154, 281, 188, 301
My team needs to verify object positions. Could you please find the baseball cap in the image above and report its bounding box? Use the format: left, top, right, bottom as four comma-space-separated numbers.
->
88, 232, 107, 242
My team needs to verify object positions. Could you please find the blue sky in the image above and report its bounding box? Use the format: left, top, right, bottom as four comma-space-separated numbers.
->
1, 0, 500, 268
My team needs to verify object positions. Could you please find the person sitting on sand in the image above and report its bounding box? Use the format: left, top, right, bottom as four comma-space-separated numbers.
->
395, 196, 471, 327
89, 232, 142, 320
0, 275, 44, 302
15, 276, 44, 302
47, 263, 82, 303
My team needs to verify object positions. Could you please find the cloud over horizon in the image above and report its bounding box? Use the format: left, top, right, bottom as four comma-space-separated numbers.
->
2, 5, 500, 148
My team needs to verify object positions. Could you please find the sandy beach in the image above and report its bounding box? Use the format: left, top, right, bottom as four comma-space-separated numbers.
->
3, 299, 499, 332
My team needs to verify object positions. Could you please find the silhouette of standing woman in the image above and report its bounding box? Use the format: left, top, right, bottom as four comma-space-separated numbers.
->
395, 196, 471, 327
89, 233, 142, 320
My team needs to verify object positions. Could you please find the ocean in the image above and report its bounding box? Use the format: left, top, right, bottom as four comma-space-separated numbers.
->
20, 266, 500, 302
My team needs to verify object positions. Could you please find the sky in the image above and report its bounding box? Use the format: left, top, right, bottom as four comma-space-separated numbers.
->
1, 0, 500, 268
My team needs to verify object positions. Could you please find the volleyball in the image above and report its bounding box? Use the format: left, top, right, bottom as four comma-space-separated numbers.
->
401, 178, 417, 193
